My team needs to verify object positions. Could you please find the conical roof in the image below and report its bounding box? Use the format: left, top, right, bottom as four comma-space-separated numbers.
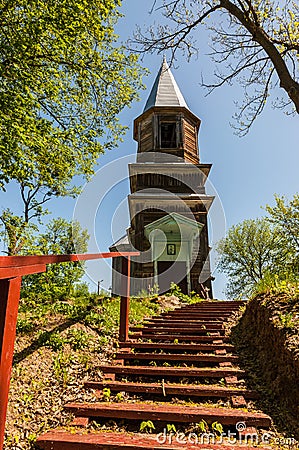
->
143, 58, 189, 112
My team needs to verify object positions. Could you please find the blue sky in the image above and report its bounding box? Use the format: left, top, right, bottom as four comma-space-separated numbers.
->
1, 2, 298, 298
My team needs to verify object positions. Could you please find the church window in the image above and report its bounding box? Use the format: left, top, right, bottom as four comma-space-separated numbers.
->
160, 122, 177, 148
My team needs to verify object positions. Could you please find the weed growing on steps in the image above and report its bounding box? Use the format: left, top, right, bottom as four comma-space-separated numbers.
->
115, 392, 125, 402
187, 419, 208, 434
167, 283, 205, 304
139, 420, 155, 433
166, 423, 177, 433
102, 388, 111, 402
211, 421, 224, 436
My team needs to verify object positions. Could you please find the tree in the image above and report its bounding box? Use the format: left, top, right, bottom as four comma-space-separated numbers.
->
0, 209, 37, 255
0, 0, 145, 253
132, 0, 299, 134
217, 218, 292, 297
265, 194, 299, 263
21, 218, 89, 300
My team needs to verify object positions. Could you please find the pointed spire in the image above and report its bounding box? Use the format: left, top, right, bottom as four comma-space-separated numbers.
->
143, 58, 189, 112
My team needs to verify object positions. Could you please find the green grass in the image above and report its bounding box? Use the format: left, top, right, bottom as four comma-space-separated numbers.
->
253, 272, 299, 299
167, 283, 205, 304
17, 291, 163, 341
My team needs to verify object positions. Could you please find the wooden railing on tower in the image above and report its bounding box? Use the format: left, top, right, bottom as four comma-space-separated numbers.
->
0, 251, 139, 450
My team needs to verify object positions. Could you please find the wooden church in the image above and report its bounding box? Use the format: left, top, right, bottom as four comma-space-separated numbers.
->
110, 58, 214, 296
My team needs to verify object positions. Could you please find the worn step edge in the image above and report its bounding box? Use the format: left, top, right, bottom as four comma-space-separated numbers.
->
99, 365, 245, 377
174, 307, 241, 310
142, 323, 224, 329
170, 311, 238, 315
115, 352, 239, 363
36, 430, 267, 450
130, 328, 225, 335
84, 381, 258, 399
64, 402, 271, 427
159, 314, 231, 318
119, 342, 234, 351
128, 335, 229, 342
146, 318, 224, 323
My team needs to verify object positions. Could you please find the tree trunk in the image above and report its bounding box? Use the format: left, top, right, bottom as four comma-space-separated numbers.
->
221, 0, 299, 113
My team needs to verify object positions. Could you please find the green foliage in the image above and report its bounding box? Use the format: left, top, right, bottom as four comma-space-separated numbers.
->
217, 217, 292, 298
21, 218, 89, 300
254, 272, 299, 298
16, 318, 35, 334
196, 419, 208, 433
102, 388, 111, 402
38, 331, 66, 351
211, 421, 223, 435
277, 312, 296, 330
265, 194, 299, 268
67, 329, 91, 350
52, 351, 73, 385
0, 1, 145, 254
166, 423, 177, 433
16, 289, 162, 398
259, 293, 299, 334
168, 282, 204, 303
115, 392, 125, 402
0, 209, 38, 255
27, 433, 37, 444
129, 297, 160, 324
217, 194, 299, 298
0, 0, 144, 189
139, 420, 155, 433
134, 284, 159, 300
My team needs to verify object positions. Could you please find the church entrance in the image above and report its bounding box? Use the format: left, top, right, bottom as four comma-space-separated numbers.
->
144, 212, 204, 296
157, 261, 188, 294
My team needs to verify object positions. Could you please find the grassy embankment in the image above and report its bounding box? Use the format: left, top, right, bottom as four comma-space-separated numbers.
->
232, 277, 299, 441
5, 284, 199, 449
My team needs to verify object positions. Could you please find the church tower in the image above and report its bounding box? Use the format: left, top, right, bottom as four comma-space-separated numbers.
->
110, 59, 214, 296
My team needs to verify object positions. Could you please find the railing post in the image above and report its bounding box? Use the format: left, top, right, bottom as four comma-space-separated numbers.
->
0, 277, 22, 450
119, 256, 131, 342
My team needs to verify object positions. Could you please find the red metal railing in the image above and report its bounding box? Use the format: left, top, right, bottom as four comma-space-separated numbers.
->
0, 251, 139, 450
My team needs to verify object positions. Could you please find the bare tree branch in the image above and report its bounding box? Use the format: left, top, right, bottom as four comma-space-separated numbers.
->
132, 0, 299, 134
